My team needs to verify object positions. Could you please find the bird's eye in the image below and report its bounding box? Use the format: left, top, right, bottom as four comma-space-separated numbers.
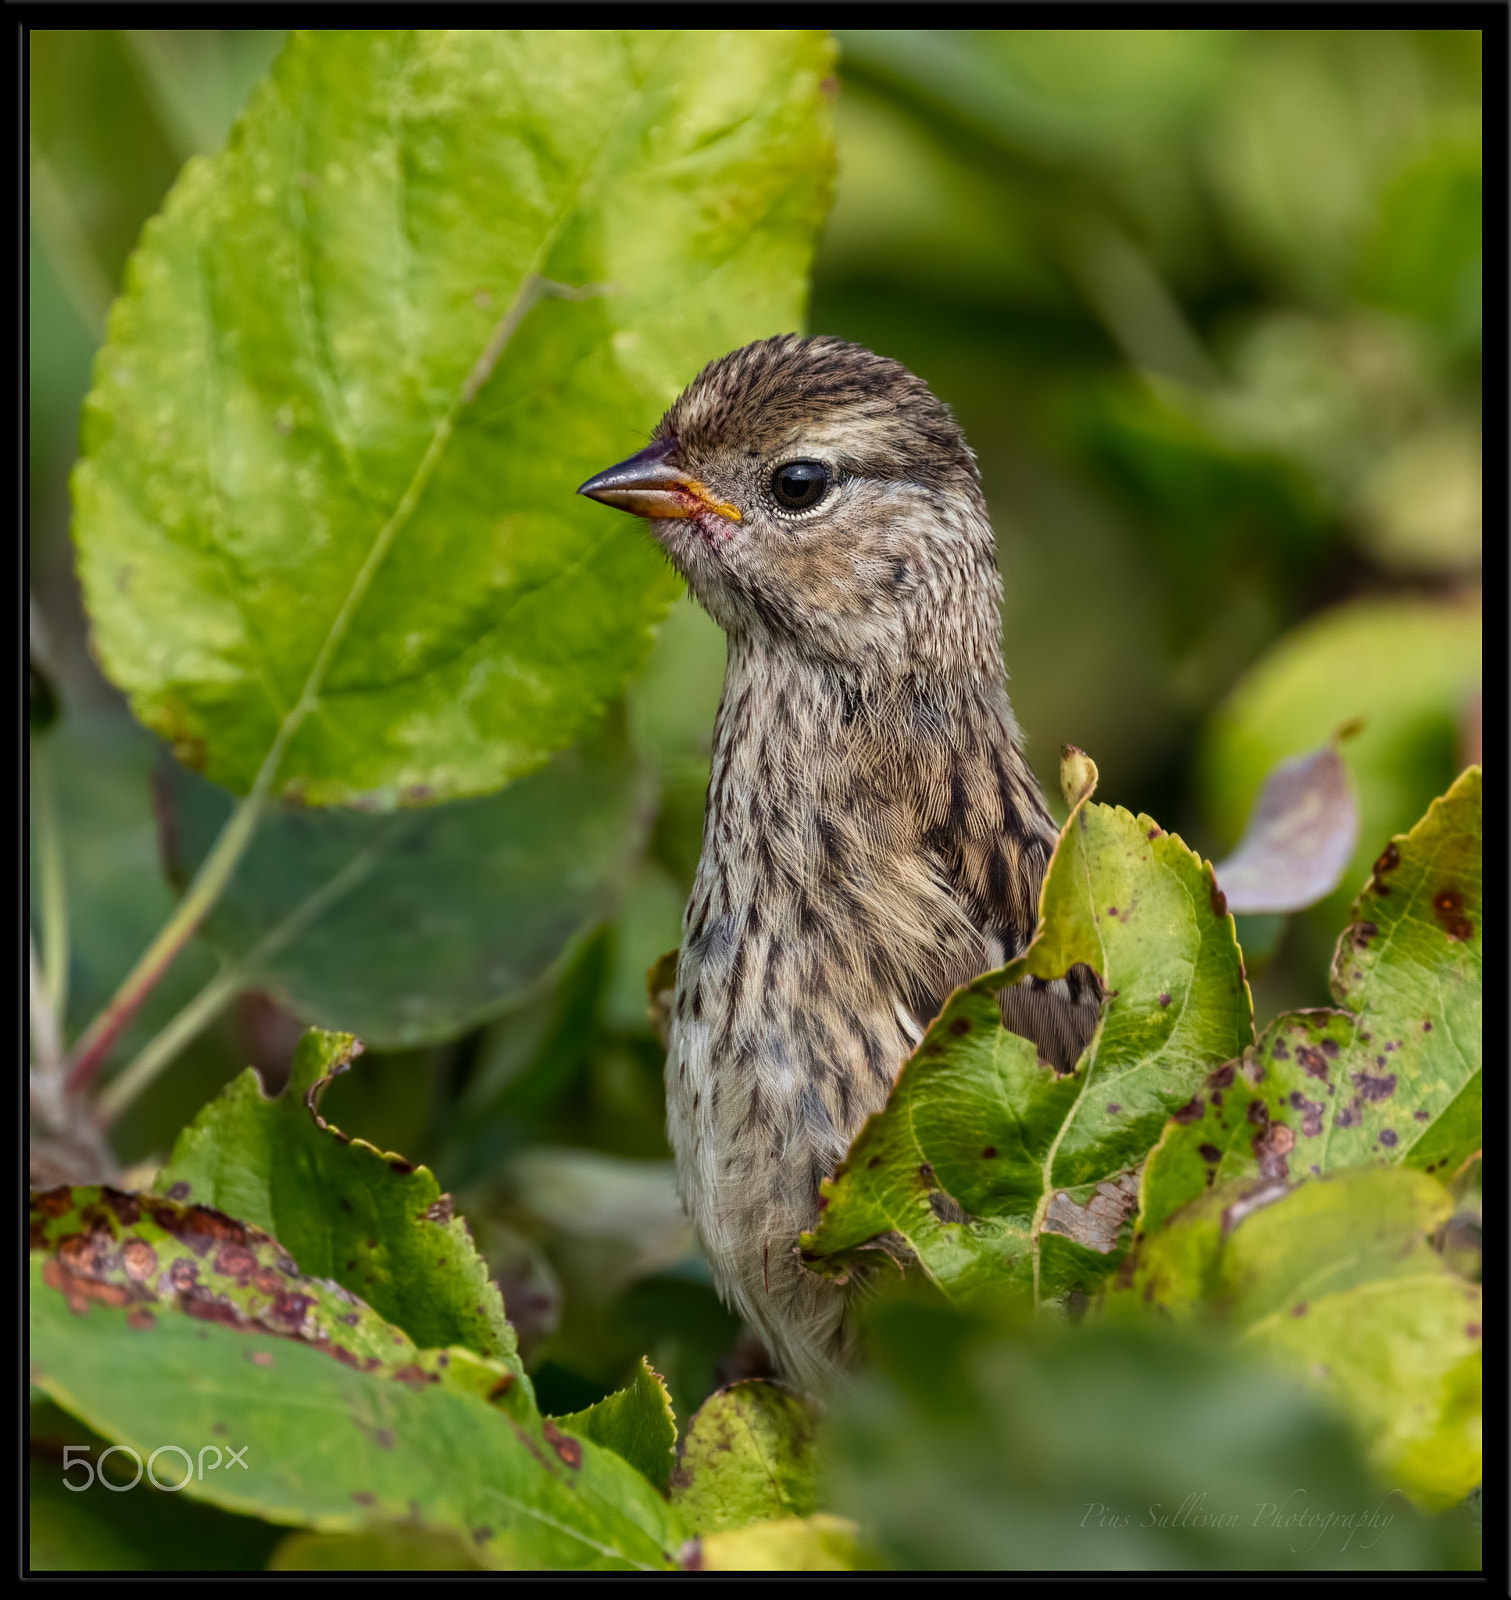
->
771, 459, 830, 511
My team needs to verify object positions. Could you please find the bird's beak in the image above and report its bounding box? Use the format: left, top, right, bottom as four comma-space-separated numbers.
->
577, 437, 741, 524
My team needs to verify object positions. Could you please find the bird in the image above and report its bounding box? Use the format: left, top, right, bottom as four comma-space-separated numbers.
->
578, 335, 1101, 1390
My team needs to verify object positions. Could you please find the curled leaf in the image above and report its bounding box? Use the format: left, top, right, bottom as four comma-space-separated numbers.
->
1212, 742, 1358, 914
155, 1028, 521, 1369
1059, 744, 1099, 811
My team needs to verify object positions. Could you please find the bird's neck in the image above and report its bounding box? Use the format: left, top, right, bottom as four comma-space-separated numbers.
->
698, 630, 1053, 923
709, 631, 1021, 799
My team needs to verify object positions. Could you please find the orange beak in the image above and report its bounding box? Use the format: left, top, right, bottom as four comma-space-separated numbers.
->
577, 437, 741, 524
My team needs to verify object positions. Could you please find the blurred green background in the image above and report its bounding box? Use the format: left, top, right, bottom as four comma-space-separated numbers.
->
29, 29, 1481, 1419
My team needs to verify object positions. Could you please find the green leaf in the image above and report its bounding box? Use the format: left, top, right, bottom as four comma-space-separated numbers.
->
1197, 596, 1482, 934
1138, 768, 1481, 1233
830, 1293, 1472, 1571
594, 1274, 747, 1436
29, 1250, 683, 1569
155, 1027, 520, 1368
801, 796, 1254, 1304
1108, 1167, 1482, 1511
72, 28, 835, 806
157, 713, 650, 1047
556, 1356, 677, 1494
668, 1381, 822, 1536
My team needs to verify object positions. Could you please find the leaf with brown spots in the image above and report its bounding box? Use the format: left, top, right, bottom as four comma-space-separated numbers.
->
1107, 1166, 1481, 1511
28, 1184, 513, 1402
1139, 768, 1481, 1233
29, 1250, 684, 1569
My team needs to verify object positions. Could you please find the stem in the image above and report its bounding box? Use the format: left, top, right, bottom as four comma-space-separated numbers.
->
93, 962, 248, 1129
65, 781, 271, 1095
95, 836, 388, 1126
32, 739, 70, 1027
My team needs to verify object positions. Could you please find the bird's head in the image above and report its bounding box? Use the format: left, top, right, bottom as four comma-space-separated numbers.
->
579, 335, 1004, 685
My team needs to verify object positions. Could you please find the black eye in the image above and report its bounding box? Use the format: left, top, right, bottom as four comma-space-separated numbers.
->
771, 459, 830, 511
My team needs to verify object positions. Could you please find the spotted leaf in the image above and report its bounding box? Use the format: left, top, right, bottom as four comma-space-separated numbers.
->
1138, 766, 1481, 1235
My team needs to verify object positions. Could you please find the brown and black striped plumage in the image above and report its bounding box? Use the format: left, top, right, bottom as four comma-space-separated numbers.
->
580, 336, 1100, 1388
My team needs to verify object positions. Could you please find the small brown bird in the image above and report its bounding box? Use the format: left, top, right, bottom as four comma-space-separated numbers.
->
579, 336, 1099, 1389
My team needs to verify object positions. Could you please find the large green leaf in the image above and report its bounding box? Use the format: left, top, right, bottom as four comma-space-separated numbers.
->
156, 713, 650, 1047
1108, 1167, 1481, 1511
800, 792, 1254, 1305
1197, 596, 1482, 934
1138, 768, 1481, 1234
29, 1251, 683, 1570
668, 1381, 822, 1536
72, 28, 835, 805
155, 1028, 521, 1368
